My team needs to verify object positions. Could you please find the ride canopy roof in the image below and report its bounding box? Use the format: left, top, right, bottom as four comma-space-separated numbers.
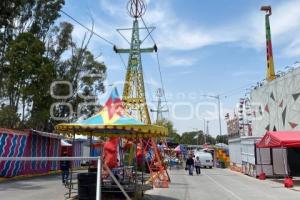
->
55, 88, 167, 138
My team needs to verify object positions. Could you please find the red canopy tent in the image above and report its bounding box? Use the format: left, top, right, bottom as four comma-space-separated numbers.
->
256, 131, 300, 187
256, 131, 300, 148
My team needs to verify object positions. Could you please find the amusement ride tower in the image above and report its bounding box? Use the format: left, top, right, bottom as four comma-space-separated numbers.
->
261, 6, 276, 82
114, 0, 157, 124
113, 0, 170, 188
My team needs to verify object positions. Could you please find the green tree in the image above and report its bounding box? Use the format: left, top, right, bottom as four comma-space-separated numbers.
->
157, 119, 181, 144
3, 32, 55, 130
181, 131, 198, 145
0, 105, 20, 129
216, 135, 228, 144
49, 22, 106, 125
0, 0, 65, 95
3, 32, 49, 114
180, 131, 216, 145
0, 1, 107, 131
205, 134, 216, 145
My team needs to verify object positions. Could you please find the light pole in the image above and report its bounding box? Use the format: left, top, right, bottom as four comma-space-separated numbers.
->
201, 94, 222, 138
191, 128, 200, 146
205, 120, 210, 144
202, 118, 206, 144
192, 117, 207, 146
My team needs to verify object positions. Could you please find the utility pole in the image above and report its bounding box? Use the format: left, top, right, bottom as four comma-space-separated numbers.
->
205, 120, 210, 144
191, 128, 200, 146
217, 95, 222, 137
201, 94, 222, 137
202, 118, 206, 144
150, 88, 168, 124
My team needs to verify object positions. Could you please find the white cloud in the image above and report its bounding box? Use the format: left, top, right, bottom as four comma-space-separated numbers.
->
144, 0, 300, 56
71, 0, 300, 60
140, 1, 249, 51
99, 0, 126, 17
143, 1, 236, 51
283, 39, 300, 57
271, 1, 300, 37
241, 0, 300, 54
70, 18, 116, 46
159, 25, 230, 50
164, 56, 197, 67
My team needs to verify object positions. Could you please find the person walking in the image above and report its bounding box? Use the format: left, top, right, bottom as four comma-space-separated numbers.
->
60, 152, 71, 185
195, 156, 201, 175
186, 155, 194, 176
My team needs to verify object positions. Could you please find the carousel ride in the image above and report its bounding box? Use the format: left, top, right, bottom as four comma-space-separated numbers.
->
55, 0, 170, 199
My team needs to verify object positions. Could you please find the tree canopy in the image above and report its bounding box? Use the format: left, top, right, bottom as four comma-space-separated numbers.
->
0, 0, 106, 131
158, 119, 224, 145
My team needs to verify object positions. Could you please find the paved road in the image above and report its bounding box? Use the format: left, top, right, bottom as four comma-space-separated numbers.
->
144, 168, 300, 200
1, 168, 299, 200
0, 174, 67, 200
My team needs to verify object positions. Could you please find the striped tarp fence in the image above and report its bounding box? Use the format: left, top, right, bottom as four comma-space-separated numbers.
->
25, 132, 61, 175
0, 129, 62, 177
0, 131, 28, 177
72, 141, 83, 168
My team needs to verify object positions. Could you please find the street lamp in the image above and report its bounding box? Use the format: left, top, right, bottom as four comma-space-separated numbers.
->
191, 127, 200, 146
192, 116, 207, 144
201, 94, 222, 138
202, 118, 207, 144
205, 120, 210, 144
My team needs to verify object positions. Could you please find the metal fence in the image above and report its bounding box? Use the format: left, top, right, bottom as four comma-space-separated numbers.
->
0, 156, 131, 200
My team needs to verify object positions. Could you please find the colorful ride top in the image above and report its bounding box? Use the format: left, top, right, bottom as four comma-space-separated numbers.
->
55, 88, 167, 138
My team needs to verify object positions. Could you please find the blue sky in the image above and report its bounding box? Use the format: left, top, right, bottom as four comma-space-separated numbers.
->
60, 0, 300, 136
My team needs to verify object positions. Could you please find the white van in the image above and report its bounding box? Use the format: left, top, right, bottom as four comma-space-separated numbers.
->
194, 151, 213, 168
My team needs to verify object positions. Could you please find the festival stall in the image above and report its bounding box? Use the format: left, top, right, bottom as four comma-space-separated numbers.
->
214, 144, 230, 168
256, 131, 300, 187
166, 144, 186, 168
174, 144, 187, 158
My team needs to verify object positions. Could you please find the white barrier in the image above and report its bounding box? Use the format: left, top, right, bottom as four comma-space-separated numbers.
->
0, 157, 132, 200
0, 157, 96, 161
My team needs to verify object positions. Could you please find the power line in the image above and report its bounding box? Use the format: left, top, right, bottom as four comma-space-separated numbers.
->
140, 17, 168, 108
118, 53, 127, 70
60, 10, 115, 46
60, 10, 129, 82
61, 9, 169, 113
219, 82, 254, 96
155, 52, 168, 104
219, 81, 262, 99
143, 71, 156, 121
141, 16, 156, 44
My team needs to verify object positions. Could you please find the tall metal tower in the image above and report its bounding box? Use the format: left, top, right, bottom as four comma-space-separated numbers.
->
261, 6, 276, 82
150, 88, 168, 124
114, 0, 157, 124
